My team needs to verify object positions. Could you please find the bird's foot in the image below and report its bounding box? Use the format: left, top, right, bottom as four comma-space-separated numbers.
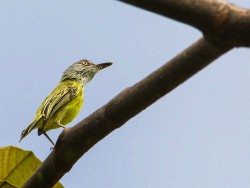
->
55, 121, 66, 129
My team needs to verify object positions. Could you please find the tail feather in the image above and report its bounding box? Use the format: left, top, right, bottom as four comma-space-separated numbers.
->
19, 117, 42, 142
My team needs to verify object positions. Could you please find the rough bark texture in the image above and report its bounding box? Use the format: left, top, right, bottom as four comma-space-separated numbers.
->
23, 0, 250, 187
119, 0, 250, 47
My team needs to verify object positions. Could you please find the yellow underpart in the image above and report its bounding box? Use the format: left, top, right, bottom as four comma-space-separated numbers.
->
33, 81, 84, 131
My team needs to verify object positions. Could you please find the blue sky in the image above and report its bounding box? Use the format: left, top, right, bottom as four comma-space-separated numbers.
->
0, 0, 250, 187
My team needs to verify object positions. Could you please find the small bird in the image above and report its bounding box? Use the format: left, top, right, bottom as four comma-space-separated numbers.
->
19, 59, 112, 145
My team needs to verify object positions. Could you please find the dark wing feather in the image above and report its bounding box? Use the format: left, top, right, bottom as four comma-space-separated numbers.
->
41, 86, 78, 121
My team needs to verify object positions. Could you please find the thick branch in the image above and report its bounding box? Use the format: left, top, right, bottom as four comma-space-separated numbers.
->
23, 38, 231, 188
118, 0, 250, 47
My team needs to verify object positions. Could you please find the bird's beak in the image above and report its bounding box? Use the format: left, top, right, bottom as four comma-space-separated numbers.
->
97, 62, 112, 70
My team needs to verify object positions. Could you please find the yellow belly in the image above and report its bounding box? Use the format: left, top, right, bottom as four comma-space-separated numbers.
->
35, 81, 84, 131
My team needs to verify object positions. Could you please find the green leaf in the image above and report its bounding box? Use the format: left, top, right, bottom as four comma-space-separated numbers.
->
0, 146, 63, 188
0, 180, 18, 188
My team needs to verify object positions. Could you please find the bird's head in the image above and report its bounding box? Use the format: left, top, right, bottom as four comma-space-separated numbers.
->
60, 59, 112, 85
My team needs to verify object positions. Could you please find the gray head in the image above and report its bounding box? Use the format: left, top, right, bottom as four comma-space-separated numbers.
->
60, 59, 112, 85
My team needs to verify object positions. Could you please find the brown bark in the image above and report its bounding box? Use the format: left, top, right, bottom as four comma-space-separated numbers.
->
119, 0, 250, 47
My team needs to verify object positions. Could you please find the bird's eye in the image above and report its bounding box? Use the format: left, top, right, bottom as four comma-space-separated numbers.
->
81, 61, 89, 66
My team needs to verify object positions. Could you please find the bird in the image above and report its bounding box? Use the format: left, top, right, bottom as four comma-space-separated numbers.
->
19, 59, 112, 145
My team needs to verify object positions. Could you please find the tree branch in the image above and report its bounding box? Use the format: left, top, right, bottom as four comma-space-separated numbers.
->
23, 0, 250, 187
23, 38, 231, 188
118, 0, 250, 47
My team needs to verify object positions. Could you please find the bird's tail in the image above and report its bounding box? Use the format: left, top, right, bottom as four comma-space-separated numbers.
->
19, 117, 41, 143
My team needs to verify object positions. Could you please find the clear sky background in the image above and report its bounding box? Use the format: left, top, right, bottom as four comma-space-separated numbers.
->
0, 0, 250, 187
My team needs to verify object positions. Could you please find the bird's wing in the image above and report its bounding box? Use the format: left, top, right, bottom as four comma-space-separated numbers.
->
41, 85, 78, 121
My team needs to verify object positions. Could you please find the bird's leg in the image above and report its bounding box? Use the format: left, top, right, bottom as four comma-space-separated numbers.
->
43, 132, 55, 146
55, 121, 66, 129
38, 128, 55, 145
